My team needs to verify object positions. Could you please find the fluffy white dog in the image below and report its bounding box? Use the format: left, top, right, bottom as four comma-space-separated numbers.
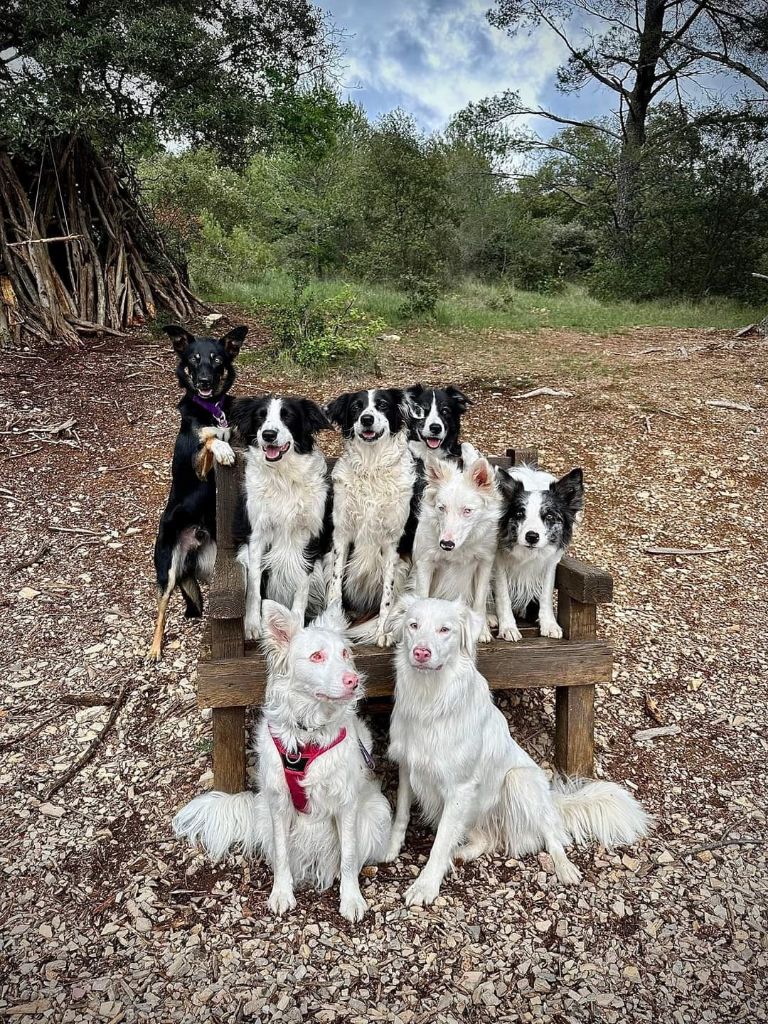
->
385, 596, 650, 906
173, 601, 391, 921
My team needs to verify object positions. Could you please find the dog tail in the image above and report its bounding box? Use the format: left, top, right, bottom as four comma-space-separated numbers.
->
347, 616, 382, 642
552, 778, 651, 848
172, 790, 267, 863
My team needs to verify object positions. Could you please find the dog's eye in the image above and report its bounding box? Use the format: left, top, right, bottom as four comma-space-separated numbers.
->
309, 651, 326, 663
408, 622, 418, 631
194, 353, 201, 362
543, 512, 557, 525
212, 356, 221, 366
342, 648, 350, 660
441, 407, 451, 417
462, 507, 473, 517
438, 626, 450, 635
437, 504, 446, 513
513, 510, 525, 520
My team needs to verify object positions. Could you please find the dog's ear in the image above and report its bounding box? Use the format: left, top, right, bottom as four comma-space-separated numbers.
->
299, 398, 332, 434
261, 601, 301, 654
457, 602, 484, 656
220, 325, 248, 358
550, 467, 584, 514
468, 457, 495, 493
403, 386, 425, 422
496, 467, 525, 502
325, 392, 352, 430
164, 324, 194, 355
228, 397, 261, 442
313, 603, 348, 635
446, 385, 472, 413
383, 594, 416, 638
424, 456, 453, 487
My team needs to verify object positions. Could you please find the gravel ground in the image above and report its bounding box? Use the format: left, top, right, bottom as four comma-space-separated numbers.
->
1, 319, 766, 1023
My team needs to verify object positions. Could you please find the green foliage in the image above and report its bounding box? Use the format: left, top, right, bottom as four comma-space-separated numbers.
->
265, 281, 386, 368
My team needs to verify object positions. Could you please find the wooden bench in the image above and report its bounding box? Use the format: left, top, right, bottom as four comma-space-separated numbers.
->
199, 448, 614, 793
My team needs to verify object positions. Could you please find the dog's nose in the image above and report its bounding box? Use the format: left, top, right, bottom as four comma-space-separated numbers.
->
440, 539, 455, 551
525, 530, 540, 546
360, 414, 374, 428
261, 428, 278, 443
412, 646, 431, 664
428, 422, 442, 435
342, 671, 359, 692
198, 377, 211, 387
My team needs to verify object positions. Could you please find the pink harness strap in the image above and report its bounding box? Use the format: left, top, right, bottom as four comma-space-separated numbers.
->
270, 729, 347, 813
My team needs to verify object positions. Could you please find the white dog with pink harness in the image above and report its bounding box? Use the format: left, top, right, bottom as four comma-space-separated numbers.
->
173, 601, 391, 921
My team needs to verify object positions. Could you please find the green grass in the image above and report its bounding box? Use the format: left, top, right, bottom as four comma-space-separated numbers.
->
201, 269, 762, 333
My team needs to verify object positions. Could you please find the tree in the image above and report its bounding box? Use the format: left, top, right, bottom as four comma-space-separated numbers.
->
0, 0, 331, 345
475, 1, 768, 259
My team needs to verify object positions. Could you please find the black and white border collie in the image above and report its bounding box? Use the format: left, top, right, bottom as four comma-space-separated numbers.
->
149, 323, 247, 661
325, 388, 419, 646
406, 385, 476, 464
493, 465, 584, 641
231, 396, 332, 639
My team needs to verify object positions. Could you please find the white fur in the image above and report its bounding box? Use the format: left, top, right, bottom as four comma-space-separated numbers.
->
173, 602, 392, 921
238, 401, 329, 639
385, 597, 650, 905
411, 458, 501, 643
329, 407, 417, 647
199, 425, 234, 465
494, 465, 570, 642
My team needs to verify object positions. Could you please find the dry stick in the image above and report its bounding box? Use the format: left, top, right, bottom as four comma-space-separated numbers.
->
7, 234, 83, 247
48, 525, 102, 536
511, 386, 574, 400
3, 447, 43, 461
12, 540, 51, 573
684, 838, 767, 857
644, 546, 729, 557
59, 693, 117, 707
705, 399, 753, 412
45, 680, 131, 799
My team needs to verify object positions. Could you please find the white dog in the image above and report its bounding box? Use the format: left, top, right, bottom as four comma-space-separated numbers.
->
173, 601, 392, 921
411, 457, 501, 642
493, 464, 584, 641
385, 597, 650, 905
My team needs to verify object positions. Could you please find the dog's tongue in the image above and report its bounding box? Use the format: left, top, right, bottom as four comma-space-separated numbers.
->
426, 437, 442, 449
265, 445, 281, 460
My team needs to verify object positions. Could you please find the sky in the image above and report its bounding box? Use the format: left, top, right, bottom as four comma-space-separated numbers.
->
319, 0, 611, 134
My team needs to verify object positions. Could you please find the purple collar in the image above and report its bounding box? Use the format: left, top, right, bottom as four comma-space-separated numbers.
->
192, 394, 227, 427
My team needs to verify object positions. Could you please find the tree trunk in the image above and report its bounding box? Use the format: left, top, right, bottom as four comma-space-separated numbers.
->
613, 0, 667, 263
0, 136, 204, 348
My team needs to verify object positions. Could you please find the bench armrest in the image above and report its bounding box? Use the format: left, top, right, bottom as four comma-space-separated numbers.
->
556, 555, 613, 605
210, 460, 245, 620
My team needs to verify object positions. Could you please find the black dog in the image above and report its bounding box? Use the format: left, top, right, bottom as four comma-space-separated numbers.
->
149, 323, 248, 661
405, 385, 472, 462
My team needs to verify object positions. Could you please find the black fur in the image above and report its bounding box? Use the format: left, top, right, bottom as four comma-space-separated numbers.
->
405, 384, 472, 459
153, 324, 247, 617
326, 388, 406, 438
497, 467, 584, 551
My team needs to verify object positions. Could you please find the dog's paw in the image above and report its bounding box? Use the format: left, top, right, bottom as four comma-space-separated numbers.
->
499, 622, 522, 643
244, 617, 261, 641
268, 886, 296, 916
486, 613, 499, 631
146, 642, 162, 663
339, 890, 368, 922
211, 439, 235, 466
539, 620, 563, 640
375, 631, 394, 649
478, 626, 494, 644
554, 859, 582, 885
383, 841, 403, 863
404, 875, 441, 907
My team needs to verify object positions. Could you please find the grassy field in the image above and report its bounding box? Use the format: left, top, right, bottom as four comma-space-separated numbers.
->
202, 270, 763, 333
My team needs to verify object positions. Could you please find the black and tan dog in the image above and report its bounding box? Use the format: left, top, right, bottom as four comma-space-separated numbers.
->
149, 323, 248, 661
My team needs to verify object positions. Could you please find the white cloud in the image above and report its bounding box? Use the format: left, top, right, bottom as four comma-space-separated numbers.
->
322, 0, 567, 130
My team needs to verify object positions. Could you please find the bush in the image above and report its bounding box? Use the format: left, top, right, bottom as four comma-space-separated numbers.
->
266, 282, 386, 368
398, 274, 442, 318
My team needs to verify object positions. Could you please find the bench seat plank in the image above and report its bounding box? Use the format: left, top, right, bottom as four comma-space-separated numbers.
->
197, 636, 613, 708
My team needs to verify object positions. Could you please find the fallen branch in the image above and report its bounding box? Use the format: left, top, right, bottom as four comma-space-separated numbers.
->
644, 546, 728, 557
12, 540, 51, 573
7, 234, 84, 247
511, 387, 574, 400
3, 447, 43, 461
633, 724, 681, 742
48, 525, 102, 536
638, 346, 664, 354
59, 693, 117, 707
0, 417, 77, 436
684, 837, 767, 857
705, 400, 753, 412
45, 680, 131, 799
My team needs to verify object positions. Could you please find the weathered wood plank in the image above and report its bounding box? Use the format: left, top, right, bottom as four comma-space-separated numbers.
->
210, 549, 245, 619
557, 592, 597, 641
556, 555, 613, 605
505, 447, 539, 467
212, 707, 247, 793
214, 459, 242, 551
197, 637, 613, 708
555, 685, 595, 777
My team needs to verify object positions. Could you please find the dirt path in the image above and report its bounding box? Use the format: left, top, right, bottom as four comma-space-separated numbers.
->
1, 322, 766, 1022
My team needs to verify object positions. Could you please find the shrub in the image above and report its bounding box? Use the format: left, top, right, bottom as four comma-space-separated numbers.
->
397, 273, 442, 318
266, 282, 386, 368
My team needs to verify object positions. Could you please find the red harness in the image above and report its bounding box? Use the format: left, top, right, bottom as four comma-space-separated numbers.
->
271, 729, 347, 813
